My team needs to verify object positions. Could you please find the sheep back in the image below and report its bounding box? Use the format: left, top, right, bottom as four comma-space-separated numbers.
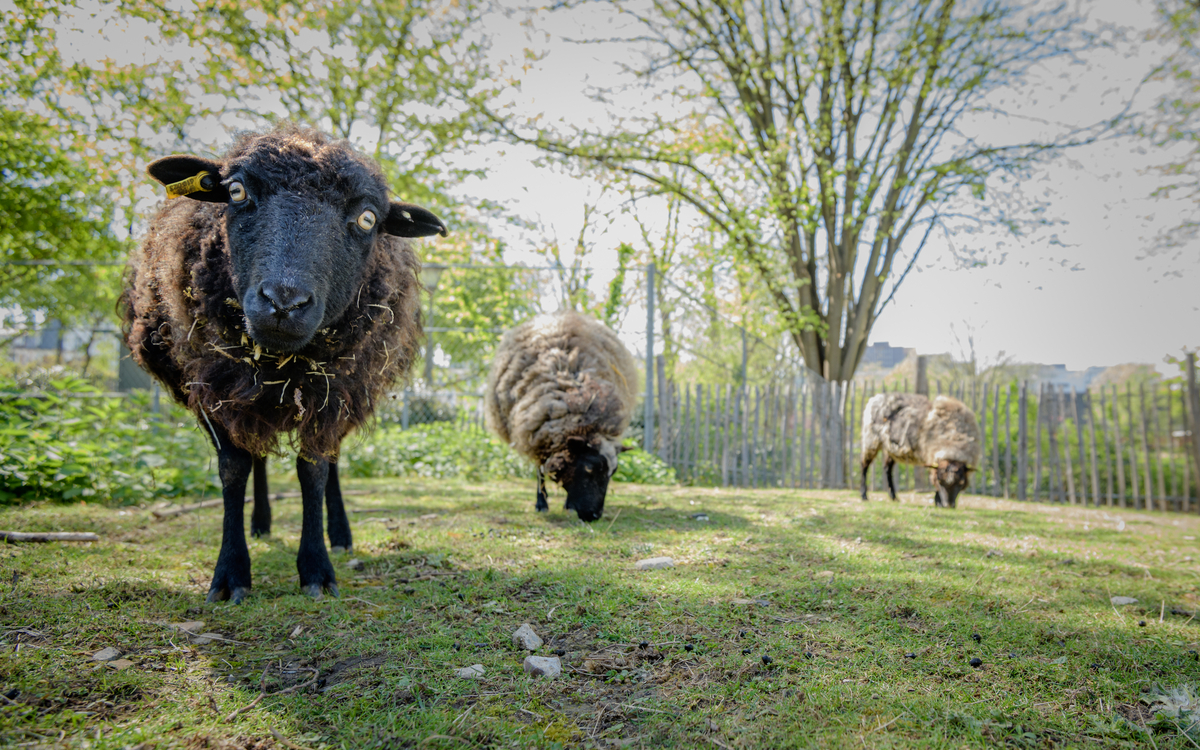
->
485, 311, 637, 465
861, 393, 982, 468
120, 132, 423, 460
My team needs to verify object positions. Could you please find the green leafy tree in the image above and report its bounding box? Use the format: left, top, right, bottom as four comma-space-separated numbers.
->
482, 0, 1090, 381
0, 107, 126, 338
1144, 0, 1200, 247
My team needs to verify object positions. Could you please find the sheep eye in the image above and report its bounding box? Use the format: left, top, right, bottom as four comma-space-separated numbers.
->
357, 210, 377, 231
228, 182, 247, 203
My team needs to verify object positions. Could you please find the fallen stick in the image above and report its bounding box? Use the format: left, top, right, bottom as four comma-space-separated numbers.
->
0, 531, 99, 543
152, 490, 373, 519
225, 665, 319, 723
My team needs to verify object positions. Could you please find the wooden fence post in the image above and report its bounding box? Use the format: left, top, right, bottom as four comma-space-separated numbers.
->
1018, 381, 1028, 501
1126, 383, 1141, 509
1057, 386, 1075, 504
1182, 382, 1193, 512
1138, 383, 1154, 510
1085, 388, 1101, 507
1033, 382, 1045, 502
1187, 353, 1200, 512
1112, 385, 1126, 508
1004, 384, 1013, 499
1047, 384, 1062, 503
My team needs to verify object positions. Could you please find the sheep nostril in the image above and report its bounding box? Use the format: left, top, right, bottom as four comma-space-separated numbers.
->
259, 282, 313, 316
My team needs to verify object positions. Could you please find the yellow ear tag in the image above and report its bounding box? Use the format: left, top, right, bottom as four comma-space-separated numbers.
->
165, 170, 214, 199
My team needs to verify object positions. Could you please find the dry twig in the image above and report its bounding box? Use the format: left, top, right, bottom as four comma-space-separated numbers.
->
0, 531, 98, 543
224, 665, 319, 723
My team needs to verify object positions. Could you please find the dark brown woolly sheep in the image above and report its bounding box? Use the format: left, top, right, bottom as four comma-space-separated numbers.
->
485, 311, 638, 522
859, 393, 983, 508
120, 125, 446, 602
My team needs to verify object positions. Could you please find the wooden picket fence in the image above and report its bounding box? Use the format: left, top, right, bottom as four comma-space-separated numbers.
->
653, 373, 1200, 512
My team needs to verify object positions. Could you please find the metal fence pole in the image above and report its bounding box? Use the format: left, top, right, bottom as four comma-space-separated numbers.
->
644, 263, 656, 453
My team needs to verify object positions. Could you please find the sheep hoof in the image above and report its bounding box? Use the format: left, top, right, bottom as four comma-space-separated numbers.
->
251, 529, 270, 539
301, 583, 338, 600
206, 586, 249, 604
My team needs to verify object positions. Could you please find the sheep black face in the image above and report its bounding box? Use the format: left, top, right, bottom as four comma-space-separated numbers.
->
546, 437, 625, 522
932, 459, 970, 508
147, 152, 446, 353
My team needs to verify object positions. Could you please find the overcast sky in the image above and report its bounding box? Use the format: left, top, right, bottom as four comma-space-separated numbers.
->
40, 0, 1200, 372
460, 0, 1199, 374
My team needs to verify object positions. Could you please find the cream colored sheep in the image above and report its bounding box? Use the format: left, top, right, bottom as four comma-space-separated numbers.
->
485, 311, 637, 521
860, 393, 983, 508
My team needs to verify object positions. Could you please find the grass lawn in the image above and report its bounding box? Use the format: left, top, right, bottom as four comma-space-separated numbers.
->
2, 477, 1199, 748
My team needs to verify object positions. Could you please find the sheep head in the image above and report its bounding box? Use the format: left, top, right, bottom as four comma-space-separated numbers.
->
545, 435, 626, 522
147, 130, 446, 353
931, 459, 970, 508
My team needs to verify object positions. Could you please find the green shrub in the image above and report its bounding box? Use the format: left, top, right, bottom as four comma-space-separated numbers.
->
613, 443, 676, 485
345, 425, 677, 485
0, 374, 219, 505
344, 422, 529, 481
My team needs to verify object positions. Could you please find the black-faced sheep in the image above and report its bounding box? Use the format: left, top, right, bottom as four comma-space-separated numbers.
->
120, 125, 446, 602
484, 311, 637, 522
859, 393, 982, 508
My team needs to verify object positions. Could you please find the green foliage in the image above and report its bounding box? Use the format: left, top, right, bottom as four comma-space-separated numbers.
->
345, 424, 677, 485
1144, 0, 1200, 247
0, 107, 127, 333
613, 444, 676, 485
345, 423, 529, 482
0, 374, 218, 505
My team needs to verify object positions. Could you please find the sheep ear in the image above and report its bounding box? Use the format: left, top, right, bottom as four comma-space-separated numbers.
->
616, 444, 633, 453
385, 202, 448, 238
147, 155, 229, 202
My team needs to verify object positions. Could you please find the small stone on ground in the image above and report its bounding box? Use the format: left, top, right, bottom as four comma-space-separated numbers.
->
523, 655, 561, 678
635, 557, 675, 571
169, 621, 205, 634
1110, 596, 1138, 606
107, 659, 135, 670
454, 664, 486, 679
92, 647, 120, 662
814, 570, 835, 580
347, 558, 364, 571
512, 623, 543, 650
190, 633, 226, 645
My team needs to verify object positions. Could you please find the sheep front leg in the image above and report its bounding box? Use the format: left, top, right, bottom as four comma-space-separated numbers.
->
536, 465, 549, 512
885, 458, 898, 501
325, 460, 352, 552
296, 456, 339, 599
860, 451, 876, 502
208, 425, 254, 604
250, 456, 271, 538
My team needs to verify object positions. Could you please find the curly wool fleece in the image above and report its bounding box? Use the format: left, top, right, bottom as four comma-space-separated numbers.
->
120, 128, 423, 461
484, 311, 638, 483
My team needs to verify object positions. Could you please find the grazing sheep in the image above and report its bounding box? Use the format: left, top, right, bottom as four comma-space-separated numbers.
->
859, 393, 982, 508
120, 125, 446, 602
485, 311, 638, 521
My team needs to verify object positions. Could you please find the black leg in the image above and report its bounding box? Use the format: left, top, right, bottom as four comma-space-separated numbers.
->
860, 455, 873, 501
250, 456, 271, 538
885, 458, 898, 501
295, 455, 338, 599
326, 460, 352, 552
536, 465, 548, 512
207, 424, 253, 604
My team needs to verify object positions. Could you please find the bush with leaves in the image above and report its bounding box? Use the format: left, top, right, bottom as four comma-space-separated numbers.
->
344, 424, 676, 485
0, 373, 219, 505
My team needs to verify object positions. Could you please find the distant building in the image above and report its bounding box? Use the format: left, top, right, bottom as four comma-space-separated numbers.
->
861, 341, 911, 370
